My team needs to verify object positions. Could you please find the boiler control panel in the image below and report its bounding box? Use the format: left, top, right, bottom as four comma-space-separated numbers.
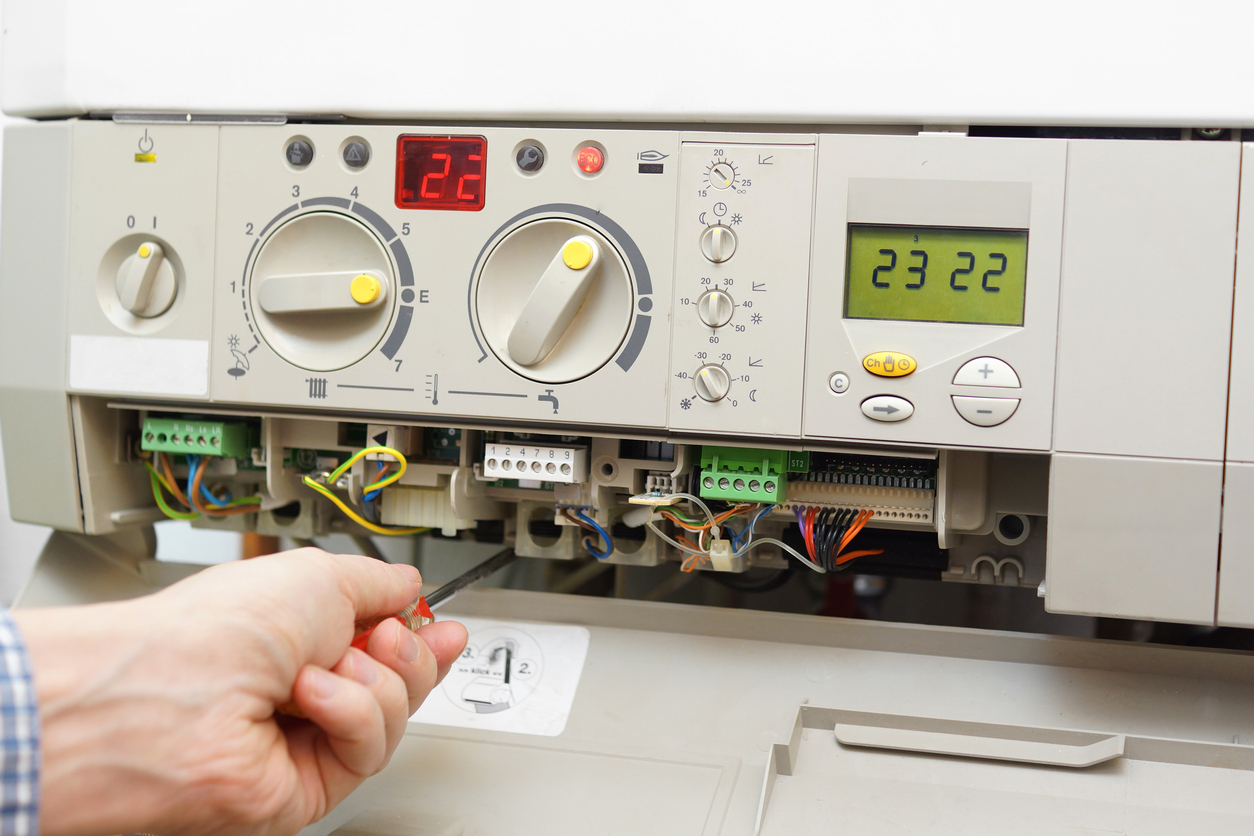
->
65, 122, 1066, 451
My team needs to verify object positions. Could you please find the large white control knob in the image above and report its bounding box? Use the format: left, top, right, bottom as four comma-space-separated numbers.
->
699, 225, 737, 263
696, 289, 734, 328
475, 217, 634, 384
693, 363, 732, 402
249, 212, 395, 371
507, 237, 602, 366
115, 242, 177, 317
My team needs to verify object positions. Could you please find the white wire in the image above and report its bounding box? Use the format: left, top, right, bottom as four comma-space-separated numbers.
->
737, 537, 826, 574
661, 492, 719, 534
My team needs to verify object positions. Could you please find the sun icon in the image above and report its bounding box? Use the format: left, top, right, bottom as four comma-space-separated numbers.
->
730, 213, 743, 225
227, 334, 241, 349
680, 398, 692, 410
750, 313, 763, 324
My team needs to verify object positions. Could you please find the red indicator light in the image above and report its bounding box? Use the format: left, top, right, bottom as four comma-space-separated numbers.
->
395, 135, 487, 211
577, 145, 604, 174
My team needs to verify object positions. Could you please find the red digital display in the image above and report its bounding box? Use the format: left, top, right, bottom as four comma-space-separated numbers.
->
395, 135, 486, 211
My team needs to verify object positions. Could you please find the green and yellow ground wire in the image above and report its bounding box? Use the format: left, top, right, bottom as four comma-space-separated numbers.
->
302, 445, 431, 536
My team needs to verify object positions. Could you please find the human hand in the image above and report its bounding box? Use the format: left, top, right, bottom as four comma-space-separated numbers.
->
12, 547, 468, 836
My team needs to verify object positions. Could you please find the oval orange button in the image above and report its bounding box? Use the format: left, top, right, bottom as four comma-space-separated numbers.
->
862, 351, 916, 377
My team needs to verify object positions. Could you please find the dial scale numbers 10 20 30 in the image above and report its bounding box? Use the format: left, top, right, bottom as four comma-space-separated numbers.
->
668, 142, 816, 435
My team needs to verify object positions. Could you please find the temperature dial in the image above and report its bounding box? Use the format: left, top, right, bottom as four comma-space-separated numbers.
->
699, 225, 737, 263
475, 217, 634, 383
697, 289, 735, 328
708, 162, 737, 190
693, 364, 732, 402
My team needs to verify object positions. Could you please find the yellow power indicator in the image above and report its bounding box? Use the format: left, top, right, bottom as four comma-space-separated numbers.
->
350, 274, 382, 305
134, 153, 157, 163
562, 240, 593, 270
863, 351, 916, 377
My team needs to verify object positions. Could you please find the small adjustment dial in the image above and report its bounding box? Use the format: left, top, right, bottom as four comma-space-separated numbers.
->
115, 241, 177, 317
693, 363, 732, 402
696, 289, 734, 328
699, 224, 737, 263
706, 160, 738, 190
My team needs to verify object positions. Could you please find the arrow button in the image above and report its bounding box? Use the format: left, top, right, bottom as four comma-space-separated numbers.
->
860, 395, 914, 423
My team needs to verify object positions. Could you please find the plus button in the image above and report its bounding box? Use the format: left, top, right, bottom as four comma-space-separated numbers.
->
978, 364, 994, 379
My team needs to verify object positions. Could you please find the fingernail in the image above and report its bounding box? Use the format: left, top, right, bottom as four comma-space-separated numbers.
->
395, 564, 422, 584
308, 667, 338, 700
346, 650, 378, 686
398, 627, 421, 663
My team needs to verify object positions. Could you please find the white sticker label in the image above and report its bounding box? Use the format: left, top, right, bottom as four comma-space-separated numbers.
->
69, 335, 209, 396
410, 618, 590, 737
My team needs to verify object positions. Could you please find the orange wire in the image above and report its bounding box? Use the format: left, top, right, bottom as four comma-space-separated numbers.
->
836, 548, 884, 565
159, 452, 194, 509
190, 457, 257, 517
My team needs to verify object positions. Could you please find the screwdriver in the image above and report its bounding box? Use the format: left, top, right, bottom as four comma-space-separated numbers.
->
350, 547, 517, 651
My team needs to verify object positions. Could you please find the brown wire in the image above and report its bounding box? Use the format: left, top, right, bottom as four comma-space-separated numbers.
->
190, 456, 257, 517
159, 452, 194, 509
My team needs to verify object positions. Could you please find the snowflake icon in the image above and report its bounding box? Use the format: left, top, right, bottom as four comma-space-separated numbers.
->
680, 398, 692, 410
227, 334, 241, 349
750, 312, 763, 324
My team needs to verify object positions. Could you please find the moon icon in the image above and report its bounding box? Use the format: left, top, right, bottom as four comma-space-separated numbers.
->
698, 212, 707, 225
749, 389, 757, 402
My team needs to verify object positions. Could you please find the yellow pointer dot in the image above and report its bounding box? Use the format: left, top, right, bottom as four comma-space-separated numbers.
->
138, 245, 151, 258
350, 274, 382, 305
562, 240, 594, 270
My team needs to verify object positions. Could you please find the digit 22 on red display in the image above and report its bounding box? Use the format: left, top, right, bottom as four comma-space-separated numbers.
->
395, 136, 487, 211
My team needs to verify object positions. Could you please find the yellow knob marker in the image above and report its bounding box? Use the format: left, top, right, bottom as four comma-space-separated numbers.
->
562, 240, 593, 270
138, 245, 151, 258
350, 274, 382, 305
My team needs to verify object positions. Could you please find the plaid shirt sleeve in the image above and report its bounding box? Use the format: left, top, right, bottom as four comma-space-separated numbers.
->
0, 612, 38, 836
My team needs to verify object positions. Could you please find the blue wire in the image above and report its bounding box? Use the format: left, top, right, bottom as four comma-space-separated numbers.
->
575, 510, 613, 559
187, 454, 233, 507
363, 461, 386, 502
733, 505, 775, 552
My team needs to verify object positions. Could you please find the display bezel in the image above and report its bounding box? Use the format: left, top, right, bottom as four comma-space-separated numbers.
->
843, 223, 1029, 326
395, 135, 487, 212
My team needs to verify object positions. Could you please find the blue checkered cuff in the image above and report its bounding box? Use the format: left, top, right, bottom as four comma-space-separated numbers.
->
0, 612, 38, 836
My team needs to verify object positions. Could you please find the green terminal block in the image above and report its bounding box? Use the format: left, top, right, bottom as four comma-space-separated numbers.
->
141, 418, 250, 459
698, 446, 803, 504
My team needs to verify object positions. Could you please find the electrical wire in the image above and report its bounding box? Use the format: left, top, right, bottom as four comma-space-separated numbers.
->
574, 510, 613, 559
146, 465, 199, 520
362, 461, 391, 503
301, 477, 432, 536
189, 457, 262, 517
299, 445, 428, 536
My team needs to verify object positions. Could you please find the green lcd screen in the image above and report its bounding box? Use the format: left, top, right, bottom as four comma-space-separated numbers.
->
844, 225, 1028, 325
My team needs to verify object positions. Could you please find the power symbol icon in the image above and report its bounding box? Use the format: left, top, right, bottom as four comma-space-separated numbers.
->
138, 129, 154, 154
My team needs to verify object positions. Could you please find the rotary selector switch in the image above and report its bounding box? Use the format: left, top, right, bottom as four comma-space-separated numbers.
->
693, 363, 732, 402
699, 224, 737, 263
708, 162, 736, 189
115, 242, 177, 317
248, 212, 395, 371
697, 289, 734, 328
475, 217, 634, 383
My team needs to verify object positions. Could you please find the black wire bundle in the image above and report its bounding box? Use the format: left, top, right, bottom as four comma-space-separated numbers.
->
812, 507, 858, 571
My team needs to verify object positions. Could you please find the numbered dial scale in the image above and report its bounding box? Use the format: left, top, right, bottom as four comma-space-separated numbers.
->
668, 142, 817, 436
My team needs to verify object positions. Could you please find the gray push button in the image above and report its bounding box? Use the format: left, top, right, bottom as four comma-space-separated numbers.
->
343, 141, 370, 168
861, 395, 913, 422
954, 357, 1020, 388
286, 140, 313, 167
516, 144, 545, 172
953, 395, 1020, 427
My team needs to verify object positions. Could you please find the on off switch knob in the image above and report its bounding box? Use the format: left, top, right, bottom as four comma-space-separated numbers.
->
699, 225, 737, 263
693, 363, 732, 402
696, 289, 734, 328
115, 241, 177, 317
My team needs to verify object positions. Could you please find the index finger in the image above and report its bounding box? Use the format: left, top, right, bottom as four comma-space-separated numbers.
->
323, 552, 424, 622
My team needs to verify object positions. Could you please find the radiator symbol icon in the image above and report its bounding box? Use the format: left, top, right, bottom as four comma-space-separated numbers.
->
307, 378, 328, 399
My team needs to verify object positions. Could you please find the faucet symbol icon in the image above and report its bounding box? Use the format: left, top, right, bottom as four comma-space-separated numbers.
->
538, 389, 559, 414
138, 130, 154, 153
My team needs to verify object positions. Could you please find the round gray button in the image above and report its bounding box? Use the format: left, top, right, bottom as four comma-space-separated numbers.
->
516, 144, 545, 172
286, 140, 313, 167
829, 372, 850, 394
343, 141, 370, 168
